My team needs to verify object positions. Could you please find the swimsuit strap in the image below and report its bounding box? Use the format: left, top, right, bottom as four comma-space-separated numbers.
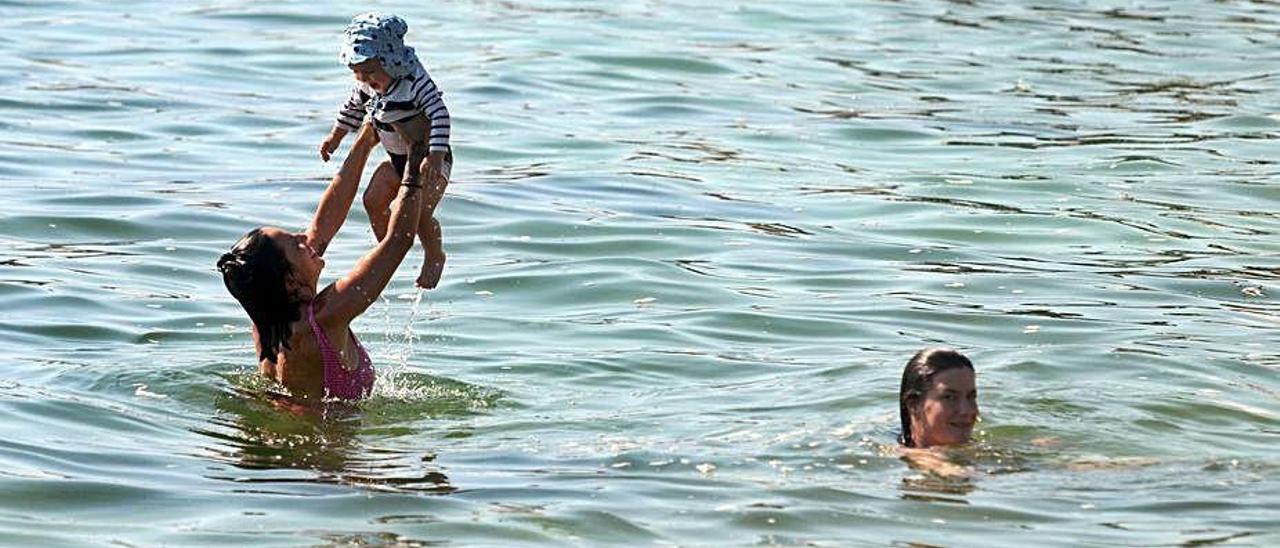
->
306, 301, 336, 355
307, 301, 375, 400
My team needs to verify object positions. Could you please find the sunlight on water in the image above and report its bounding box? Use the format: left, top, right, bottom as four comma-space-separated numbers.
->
0, 0, 1276, 545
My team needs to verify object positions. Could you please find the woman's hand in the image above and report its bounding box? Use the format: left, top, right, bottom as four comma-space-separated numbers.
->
422, 150, 448, 187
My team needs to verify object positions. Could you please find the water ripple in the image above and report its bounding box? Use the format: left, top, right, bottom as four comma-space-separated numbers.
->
0, 0, 1277, 545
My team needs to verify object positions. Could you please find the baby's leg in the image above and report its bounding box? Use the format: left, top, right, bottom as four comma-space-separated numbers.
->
362, 159, 400, 241
413, 153, 450, 288
390, 115, 450, 289
417, 215, 445, 289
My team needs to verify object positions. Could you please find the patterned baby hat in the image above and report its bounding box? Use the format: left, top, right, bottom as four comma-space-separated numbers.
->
339, 12, 418, 79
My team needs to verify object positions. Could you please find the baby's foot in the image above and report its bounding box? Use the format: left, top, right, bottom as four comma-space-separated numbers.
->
416, 253, 446, 289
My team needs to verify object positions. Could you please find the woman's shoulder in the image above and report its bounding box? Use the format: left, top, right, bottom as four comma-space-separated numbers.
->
309, 286, 355, 331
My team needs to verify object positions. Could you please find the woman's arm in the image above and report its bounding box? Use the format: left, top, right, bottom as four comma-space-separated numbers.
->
306, 122, 380, 256
318, 138, 429, 325
391, 112, 450, 215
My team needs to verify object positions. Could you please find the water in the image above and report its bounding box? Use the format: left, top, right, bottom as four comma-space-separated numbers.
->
1, 0, 1278, 545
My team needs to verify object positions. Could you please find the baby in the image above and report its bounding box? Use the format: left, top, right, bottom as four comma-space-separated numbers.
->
320, 13, 452, 289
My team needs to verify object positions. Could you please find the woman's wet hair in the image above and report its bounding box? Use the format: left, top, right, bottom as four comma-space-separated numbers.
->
217, 228, 301, 363
899, 348, 974, 447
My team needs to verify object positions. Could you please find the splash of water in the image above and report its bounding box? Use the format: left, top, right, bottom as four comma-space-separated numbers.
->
366, 290, 423, 366
362, 289, 502, 409
372, 288, 430, 400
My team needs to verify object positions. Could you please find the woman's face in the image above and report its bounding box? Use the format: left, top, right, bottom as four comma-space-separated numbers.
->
349, 59, 392, 93
911, 368, 979, 448
262, 227, 323, 289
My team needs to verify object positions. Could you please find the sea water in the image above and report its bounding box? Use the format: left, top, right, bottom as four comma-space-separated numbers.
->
0, 1, 1277, 545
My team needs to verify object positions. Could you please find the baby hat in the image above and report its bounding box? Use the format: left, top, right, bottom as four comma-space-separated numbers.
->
339, 13, 418, 79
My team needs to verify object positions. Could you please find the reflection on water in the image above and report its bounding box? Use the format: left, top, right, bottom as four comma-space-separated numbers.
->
901, 474, 975, 504
191, 373, 502, 495
1, 0, 1278, 544
897, 440, 1044, 503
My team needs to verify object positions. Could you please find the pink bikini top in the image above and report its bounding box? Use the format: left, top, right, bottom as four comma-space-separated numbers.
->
307, 302, 375, 400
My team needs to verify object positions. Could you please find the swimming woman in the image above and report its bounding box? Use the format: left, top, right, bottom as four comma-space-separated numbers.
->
217, 119, 447, 401
899, 348, 979, 448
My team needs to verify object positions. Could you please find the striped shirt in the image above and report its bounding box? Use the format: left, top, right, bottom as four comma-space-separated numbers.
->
334, 60, 451, 154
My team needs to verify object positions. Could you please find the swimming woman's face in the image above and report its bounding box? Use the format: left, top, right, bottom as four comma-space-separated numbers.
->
349, 59, 392, 93
262, 227, 323, 288
911, 368, 978, 448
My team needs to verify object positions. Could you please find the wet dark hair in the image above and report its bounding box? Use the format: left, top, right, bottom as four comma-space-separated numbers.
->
217, 228, 301, 363
899, 348, 974, 447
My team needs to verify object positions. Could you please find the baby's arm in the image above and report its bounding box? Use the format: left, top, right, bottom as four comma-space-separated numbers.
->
408, 68, 451, 183
319, 128, 346, 162
321, 85, 372, 161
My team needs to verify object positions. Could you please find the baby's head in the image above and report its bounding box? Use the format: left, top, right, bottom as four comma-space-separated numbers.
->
339, 13, 416, 93
348, 58, 392, 94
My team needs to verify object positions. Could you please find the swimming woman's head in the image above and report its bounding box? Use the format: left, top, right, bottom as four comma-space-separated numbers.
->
217, 227, 324, 363
899, 348, 978, 448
